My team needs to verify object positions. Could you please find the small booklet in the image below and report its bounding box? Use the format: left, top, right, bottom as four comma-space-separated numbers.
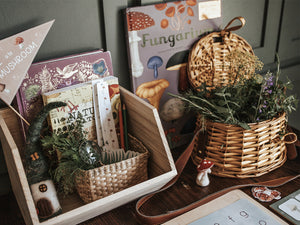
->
42, 80, 97, 142
42, 76, 121, 147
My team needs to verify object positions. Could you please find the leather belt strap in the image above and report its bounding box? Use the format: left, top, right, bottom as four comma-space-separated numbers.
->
135, 130, 300, 224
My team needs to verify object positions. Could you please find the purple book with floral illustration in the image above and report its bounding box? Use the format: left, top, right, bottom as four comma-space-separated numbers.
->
125, 0, 222, 148
16, 49, 113, 138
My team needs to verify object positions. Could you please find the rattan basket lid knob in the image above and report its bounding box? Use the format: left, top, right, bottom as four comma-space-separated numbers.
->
188, 17, 254, 91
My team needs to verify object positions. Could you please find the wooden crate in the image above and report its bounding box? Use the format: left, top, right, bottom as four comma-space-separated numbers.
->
0, 87, 177, 225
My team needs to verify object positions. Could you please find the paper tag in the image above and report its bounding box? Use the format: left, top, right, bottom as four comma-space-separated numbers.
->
92, 80, 104, 146
0, 20, 54, 104
95, 80, 119, 151
198, 0, 221, 21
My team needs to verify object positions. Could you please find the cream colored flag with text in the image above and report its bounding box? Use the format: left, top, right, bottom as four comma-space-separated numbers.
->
0, 20, 54, 104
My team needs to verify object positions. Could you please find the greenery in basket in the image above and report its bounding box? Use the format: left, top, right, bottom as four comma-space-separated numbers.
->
171, 51, 298, 130
41, 113, 140, 195
41, 113, 96, 195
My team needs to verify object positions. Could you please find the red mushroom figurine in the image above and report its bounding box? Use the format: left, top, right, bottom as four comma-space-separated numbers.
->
196, 159, 214, 186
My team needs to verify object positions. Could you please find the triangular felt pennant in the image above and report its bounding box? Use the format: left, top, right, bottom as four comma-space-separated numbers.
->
0, 20, 54, 105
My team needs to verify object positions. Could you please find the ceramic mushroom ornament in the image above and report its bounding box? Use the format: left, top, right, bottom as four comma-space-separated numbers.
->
196, 159, 214, 187
126, 11, 155, 77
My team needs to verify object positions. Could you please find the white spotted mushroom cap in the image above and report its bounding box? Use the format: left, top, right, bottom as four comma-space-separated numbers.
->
197, 159, 214, 173
127, 11, 155, 31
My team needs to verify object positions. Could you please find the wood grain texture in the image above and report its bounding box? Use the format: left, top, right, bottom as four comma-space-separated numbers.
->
0, 111, 38, 225
0, 87, 176, 225
0, 108, 25, 155
120, 87, 176, 177
0, 145, 299, 225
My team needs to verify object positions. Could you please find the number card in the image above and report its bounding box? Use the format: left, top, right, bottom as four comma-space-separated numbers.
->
271, 188, 300, 225
189, 198, 282, 225
163, 190, 288, 225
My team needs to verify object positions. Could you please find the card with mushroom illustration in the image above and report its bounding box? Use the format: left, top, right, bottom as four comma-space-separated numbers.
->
125, 0, 222, 148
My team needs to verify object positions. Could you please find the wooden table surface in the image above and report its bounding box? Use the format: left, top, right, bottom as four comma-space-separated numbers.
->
1, 146, 299, 225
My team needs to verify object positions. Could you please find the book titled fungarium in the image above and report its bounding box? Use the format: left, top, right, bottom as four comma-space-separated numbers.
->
125, 0, 222, 148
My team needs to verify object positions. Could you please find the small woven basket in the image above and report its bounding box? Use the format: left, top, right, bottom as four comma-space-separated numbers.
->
188, 17, 254, 91
75, 134, 149, 203
192, 113, 288, 178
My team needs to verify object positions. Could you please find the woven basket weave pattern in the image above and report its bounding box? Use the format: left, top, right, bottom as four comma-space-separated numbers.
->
188, 17, 288, 178
188, 17, 254, 91
188, 32, 254, 90
192, 114, 287, 178
75, 134, 149, 203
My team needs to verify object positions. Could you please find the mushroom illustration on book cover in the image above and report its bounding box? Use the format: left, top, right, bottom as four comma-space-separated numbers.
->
0, 20, 54, 105
125, 0, 222, 148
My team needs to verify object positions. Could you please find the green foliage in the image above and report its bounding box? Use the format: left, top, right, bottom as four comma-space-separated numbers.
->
41, 113, 100, 195
172, 52, 298, 129
41, 113, 140, 195
25, 101, 67, 185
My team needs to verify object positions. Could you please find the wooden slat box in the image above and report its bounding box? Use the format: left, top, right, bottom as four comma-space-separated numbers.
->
0, 87, 177, 225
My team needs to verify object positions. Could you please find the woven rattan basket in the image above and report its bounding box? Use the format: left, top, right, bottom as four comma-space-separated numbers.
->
188, 17, 254, 91
192, 113, 288, 178
188, 17, 290, 178
75, 134, 149, 203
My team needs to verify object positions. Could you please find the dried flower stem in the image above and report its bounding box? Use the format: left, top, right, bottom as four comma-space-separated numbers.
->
169, 93, 223, 121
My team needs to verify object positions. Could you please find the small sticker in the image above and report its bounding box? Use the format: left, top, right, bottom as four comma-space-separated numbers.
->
252, 186, 281, 202
198, 0, 221, 21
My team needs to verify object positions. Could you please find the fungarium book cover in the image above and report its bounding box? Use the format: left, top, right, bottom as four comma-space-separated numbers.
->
125, 0, 222, 148
16, 50, 113, 138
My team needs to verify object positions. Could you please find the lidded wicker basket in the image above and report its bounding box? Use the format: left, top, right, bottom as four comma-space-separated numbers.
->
188, 17, 289, 178
75, 134, 149, 203
188, 17, 254, 91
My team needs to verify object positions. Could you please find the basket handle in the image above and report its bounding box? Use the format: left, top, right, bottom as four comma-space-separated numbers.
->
283, 132, 298, 144
221, 16, 246, 36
